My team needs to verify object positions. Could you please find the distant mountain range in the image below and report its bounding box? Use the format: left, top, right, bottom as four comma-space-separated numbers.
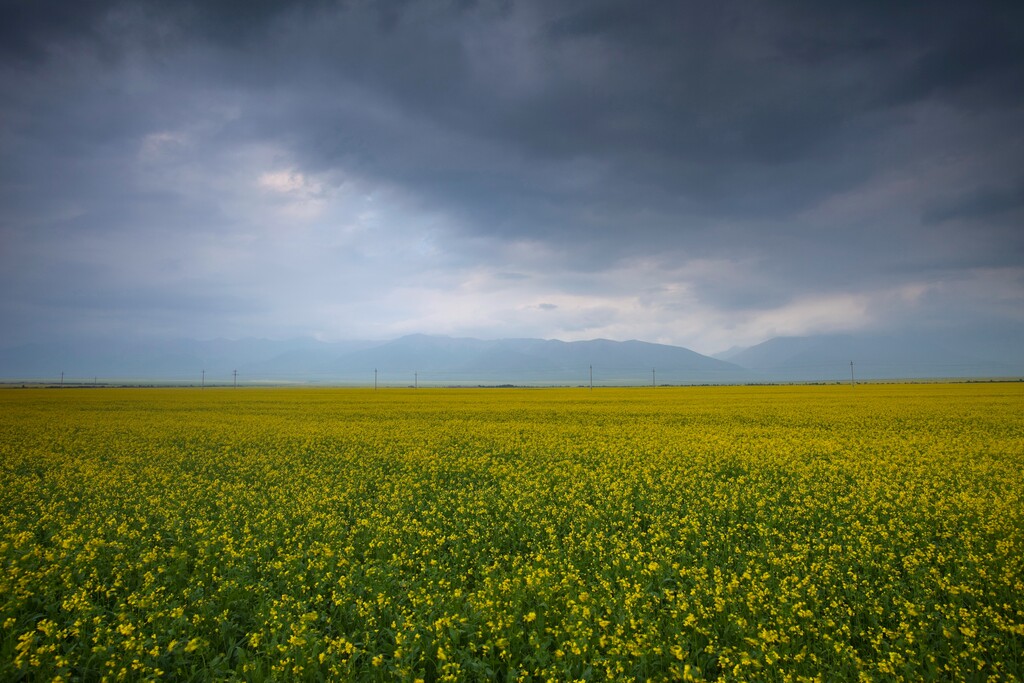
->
0, 334, 747, 385
713, 332, 1024, 381
325, 334, 750, 385
1, 332, 1021, 384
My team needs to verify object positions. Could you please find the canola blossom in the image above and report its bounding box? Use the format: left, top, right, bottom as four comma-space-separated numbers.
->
1, 384, 1022, 681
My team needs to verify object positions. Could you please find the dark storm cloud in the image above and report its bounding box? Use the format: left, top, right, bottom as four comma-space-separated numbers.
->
0, 0, 111, 62
9, 0, 1013, 223
216, 0, 1020, 266
922, 184, 1024, 226
1, 0, 1022, 348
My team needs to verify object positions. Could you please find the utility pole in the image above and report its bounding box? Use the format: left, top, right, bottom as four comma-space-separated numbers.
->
374, 368, 378, 391
850, 361, 855, 388
589, 364, 593, 391
201, 369, 205, 389
415, 372, 418, 389
652, 368, 656, 388
60, 371, 64, 388
233, 369, 237, 388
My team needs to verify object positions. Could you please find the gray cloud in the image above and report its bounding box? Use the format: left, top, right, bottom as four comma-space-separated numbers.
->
922, 184, 1024, 226
1, 0, 1022, 351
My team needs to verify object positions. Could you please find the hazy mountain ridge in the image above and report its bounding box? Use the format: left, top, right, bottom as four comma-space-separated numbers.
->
2, 332, 1021, 384
328, 335, 751, 384
722, 333, 1024, 381
0, 334, 749, 385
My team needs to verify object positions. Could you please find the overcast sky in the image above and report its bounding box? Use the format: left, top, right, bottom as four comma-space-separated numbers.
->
1, 0, 1022, 353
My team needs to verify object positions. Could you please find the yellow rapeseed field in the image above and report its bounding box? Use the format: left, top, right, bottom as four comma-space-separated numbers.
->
1, 384, 1022, 681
